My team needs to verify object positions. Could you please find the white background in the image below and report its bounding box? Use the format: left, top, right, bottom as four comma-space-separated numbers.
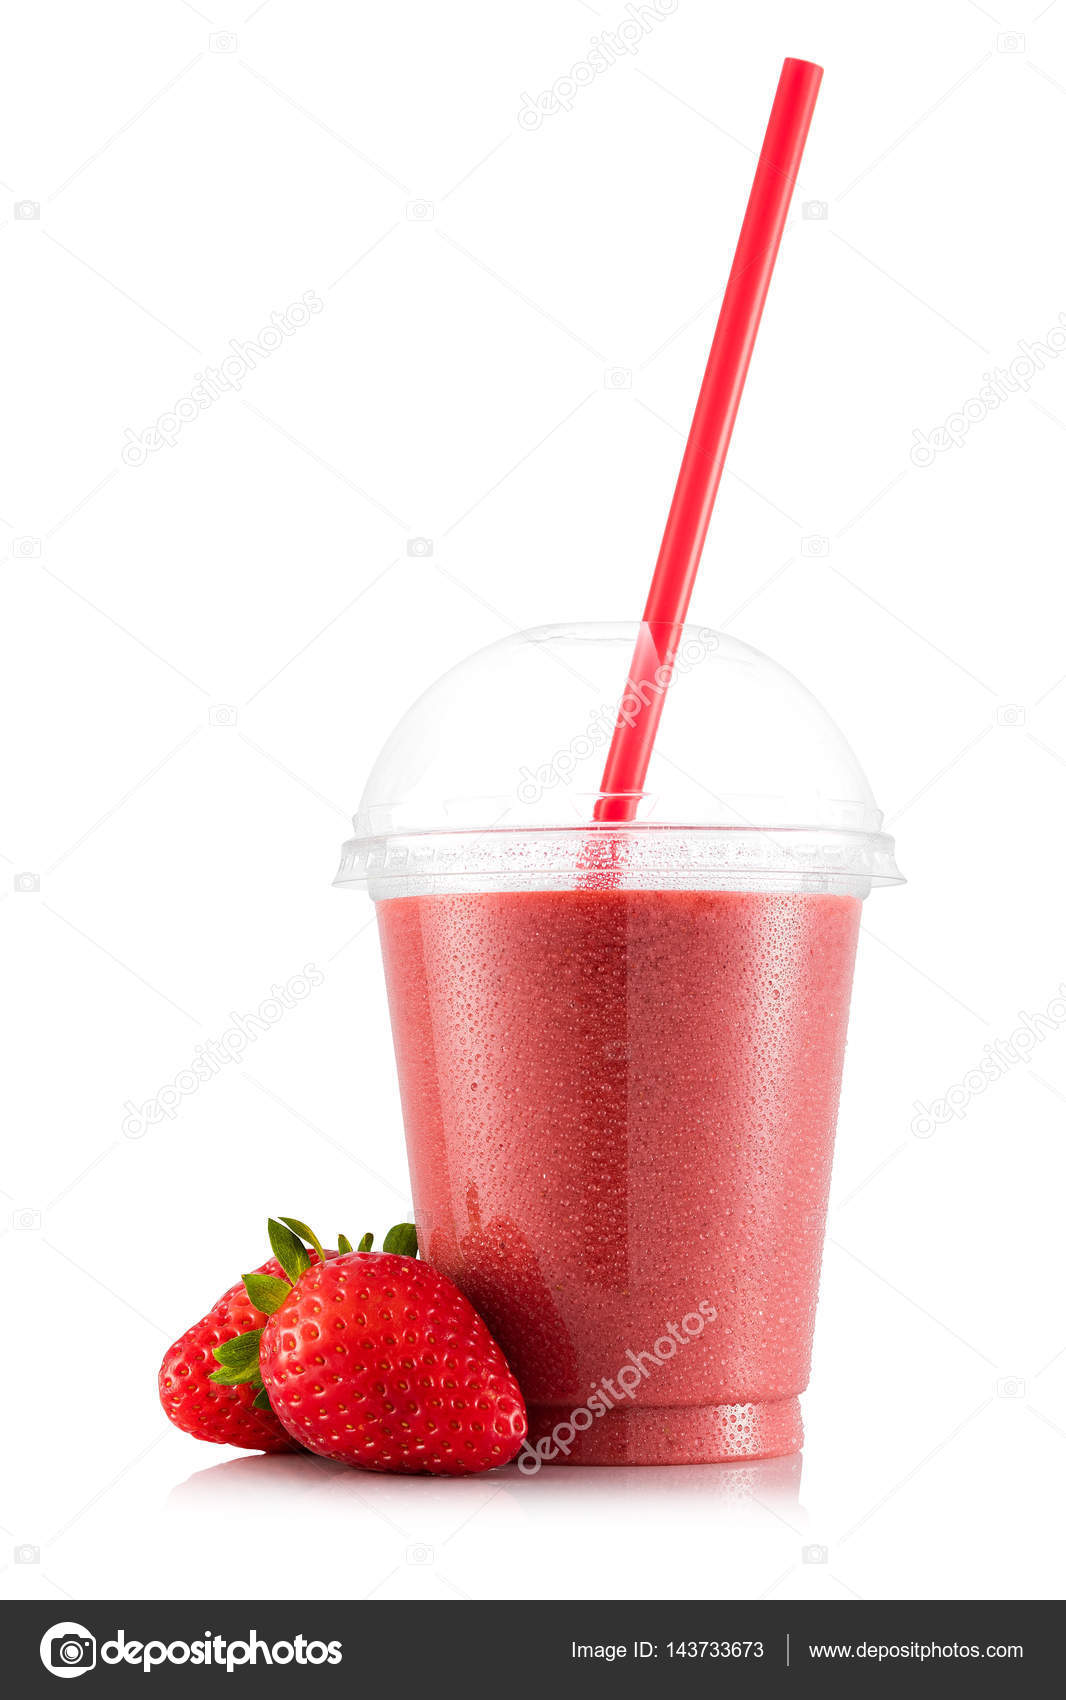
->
3, 0, 1065, 1604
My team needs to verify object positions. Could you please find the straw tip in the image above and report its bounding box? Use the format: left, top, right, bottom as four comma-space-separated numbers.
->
782, 56, 824, 79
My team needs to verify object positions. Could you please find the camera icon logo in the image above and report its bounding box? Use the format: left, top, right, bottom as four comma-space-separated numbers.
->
802, 200, 829, 221
13, 1207, 42, 1230
603, 366, 632, 390
996, 32, 1025, 53
802, 1543, 829, 1564
406, 536, 434, 558
995, 703, 1026, 728
208, 704, 238, 728
406, 199, 434, 222
405, 1542, 434, 1565
15, 1543, 40, 1564
14, 199, 40, 221
40, 1623, 96, 1678
210, 31, 238, 53
15, 872, 40, 893
13, 536, 42, 558
801, 534, 830, 557
996, 1376, 1026, 1399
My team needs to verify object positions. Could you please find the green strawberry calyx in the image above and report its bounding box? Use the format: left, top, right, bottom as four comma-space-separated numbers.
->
209, 1216, 419, 1408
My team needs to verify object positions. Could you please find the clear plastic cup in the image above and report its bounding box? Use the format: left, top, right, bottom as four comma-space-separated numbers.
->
336, 623, 901, 1465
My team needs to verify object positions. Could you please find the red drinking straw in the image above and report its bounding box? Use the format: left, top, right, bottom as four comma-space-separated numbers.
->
594, 57, 822, 823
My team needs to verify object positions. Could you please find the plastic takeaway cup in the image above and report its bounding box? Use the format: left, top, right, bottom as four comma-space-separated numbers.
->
335, 623, 902, 1466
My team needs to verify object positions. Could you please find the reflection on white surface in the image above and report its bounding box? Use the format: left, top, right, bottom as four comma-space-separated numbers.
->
169, 1448, 803, 1520
506, 1453, 803, 1507
153, 1444, 811, 1602
19, 1404, 1063, 1602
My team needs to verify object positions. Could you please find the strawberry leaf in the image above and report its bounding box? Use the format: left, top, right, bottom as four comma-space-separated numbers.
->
242, 1271, 291, 1314
252, 1388, 273, 1412
209, 1360, 262, 1387
276, 1217, 325, 1263
382, 1223, 418, 1257
357, 1232, 373, 1252
268, 1218, 311, 1283
337, 1234, 354, 1255
213, 1329, 262, 1370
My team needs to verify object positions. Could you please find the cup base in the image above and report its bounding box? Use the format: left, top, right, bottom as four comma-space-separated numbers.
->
524, 1396, 803, 1467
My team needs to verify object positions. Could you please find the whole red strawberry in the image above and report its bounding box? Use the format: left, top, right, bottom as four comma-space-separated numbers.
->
221, 1218, 527, 1474
159, 1223, 339, 1453
159, 1258, 297, 1452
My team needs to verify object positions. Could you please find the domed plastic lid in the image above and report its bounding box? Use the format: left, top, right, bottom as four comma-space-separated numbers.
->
336, 623, 902, 897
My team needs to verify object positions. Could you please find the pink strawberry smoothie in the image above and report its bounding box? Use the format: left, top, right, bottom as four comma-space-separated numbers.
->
377, 887, 861, 1465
